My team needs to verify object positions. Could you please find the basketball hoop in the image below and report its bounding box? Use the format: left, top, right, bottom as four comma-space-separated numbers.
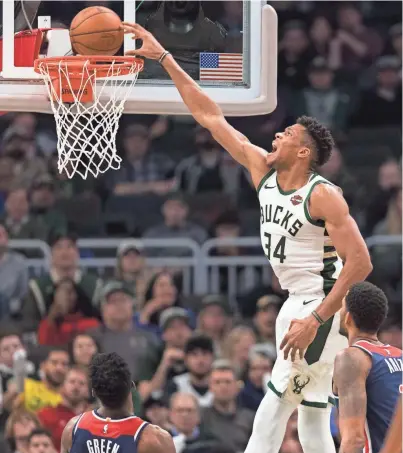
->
34, 56, 144, 179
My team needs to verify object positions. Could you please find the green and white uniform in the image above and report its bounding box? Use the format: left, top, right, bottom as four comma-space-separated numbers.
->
258, 169, 347, 407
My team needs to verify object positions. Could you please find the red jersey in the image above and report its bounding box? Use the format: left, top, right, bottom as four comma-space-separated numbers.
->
70, 410, 148, 453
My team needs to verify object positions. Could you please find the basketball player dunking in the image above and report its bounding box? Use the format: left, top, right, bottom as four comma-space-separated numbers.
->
61, 353, 174, 453
334, 282, 402, 453
122, 23, 372, 453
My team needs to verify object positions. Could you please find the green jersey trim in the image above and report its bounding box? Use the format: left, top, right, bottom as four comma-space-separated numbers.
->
303, 180, 333, 227
304, 316, 334, 365
277, 176, 297, 195
267, 381, 283, 398
256, 168, 276, 194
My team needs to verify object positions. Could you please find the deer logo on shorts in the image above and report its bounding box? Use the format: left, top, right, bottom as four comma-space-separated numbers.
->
292, 374, 310, 394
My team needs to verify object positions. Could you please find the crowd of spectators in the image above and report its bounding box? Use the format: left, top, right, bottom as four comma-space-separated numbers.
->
0, 2, 401, 453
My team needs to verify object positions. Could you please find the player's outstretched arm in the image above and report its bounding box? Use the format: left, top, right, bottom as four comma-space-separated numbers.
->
123, 22, 271, 189
281, 184, 372, 360
60, 415, 80, 453
138, 424, 176, 453
334, 348, 371, 453
379, 396, 402, 453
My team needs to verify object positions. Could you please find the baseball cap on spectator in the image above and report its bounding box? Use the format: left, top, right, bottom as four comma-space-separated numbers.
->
143, 393, 168, 411
201, 294, 232, 315
49, 232, 78, 248
101, 281, 133, 303
185, 334, 214, 355
376, 56, 401, 71
159, 307, 191, 331
256, 295, 282, 311
309, 56, 331, 73
117, 241, 143, 257
124, 124, 149, 139
164, 192, 187, 205
249, 343, 277, 362
31, 174, 55, 191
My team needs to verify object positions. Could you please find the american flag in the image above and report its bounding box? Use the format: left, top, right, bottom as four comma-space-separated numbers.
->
199, 52, 243, 81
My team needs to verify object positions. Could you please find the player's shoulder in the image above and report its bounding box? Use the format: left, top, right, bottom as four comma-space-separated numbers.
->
138, 424, 175, 453
335, 346, 372, 375
309, 174, 343, 199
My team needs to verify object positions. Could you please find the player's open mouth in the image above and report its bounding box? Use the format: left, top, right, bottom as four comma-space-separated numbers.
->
271, 142, 277, 152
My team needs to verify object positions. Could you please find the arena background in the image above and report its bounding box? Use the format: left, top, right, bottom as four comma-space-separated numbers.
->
0, 2, 401, 453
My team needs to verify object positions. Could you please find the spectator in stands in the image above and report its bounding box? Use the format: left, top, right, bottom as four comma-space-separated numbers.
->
1, 188, 49, 241
138, 307, 191, 401
319, 146, 361, 214
253, 295, 280, 349
379, 323, 402, 349
291, 57, 352, 133
196, 295, 232, 355
238, 347, 274, 412
387, 23, 402, 68
143, 395, 170, 431
2, 126, 47, 190
352, 56, 402, 127
0, 225, 29, 320
136, 271, 182, 331
27, 429, 57, 453
114, 242, 150, 306
143, 193, 208, 256
68, 333, 99, 370
0, 331, 35, 429
37, 278, 100, 346
200, 361, 254, 452
0, 157, 16, 214
221, 326, 256, 376
165, 334, 214, 408
219, 0, 243, 37
12, 348, 69, 413
278, 20, 312, 89
10, 113, 57, 159
365, 158, 401, 235
21, 233, 103, 333
38, 367, 89, 450
105, 124, 175, 196
29, 175, 67, 239
89, 281, 160, 382
309, 16, 334, 63
371, 187, 402, 304
335, 3, 383, 74
175, 128, 245, 195
170, 393, 213, 453
5, 410, 41, 453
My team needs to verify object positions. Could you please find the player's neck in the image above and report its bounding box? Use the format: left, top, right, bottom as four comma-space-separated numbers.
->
277, 167, 311, 192
350, 332, 381, 346
97, 405, 133, 420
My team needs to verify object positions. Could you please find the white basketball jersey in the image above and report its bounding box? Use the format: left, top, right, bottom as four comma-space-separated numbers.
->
258, 170, 343, 296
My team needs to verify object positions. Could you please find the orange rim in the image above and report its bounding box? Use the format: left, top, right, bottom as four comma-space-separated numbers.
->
34, 55, 144, 78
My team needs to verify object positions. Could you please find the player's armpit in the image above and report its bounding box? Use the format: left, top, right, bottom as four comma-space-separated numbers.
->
60, 415, 81, 453
309, 183, 372, 322
334, 348, 372, 453
138, 424, 176, 453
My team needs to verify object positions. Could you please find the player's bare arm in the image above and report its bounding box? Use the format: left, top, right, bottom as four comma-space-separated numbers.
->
281, 184, 372, 360
138, 424, 176, 453
333, 348, 372, 453
60, 415, 80, 453
379, 396, 402, 453
122, 22, 272, 188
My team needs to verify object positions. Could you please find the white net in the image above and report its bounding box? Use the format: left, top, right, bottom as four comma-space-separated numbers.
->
36, 58, 142, 179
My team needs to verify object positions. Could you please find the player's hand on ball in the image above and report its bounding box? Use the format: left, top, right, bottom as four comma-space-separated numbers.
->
123, 22, 166, 60
280, 317, 319, 362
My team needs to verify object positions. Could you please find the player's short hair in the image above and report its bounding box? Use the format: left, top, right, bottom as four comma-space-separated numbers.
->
297, 116, 334, 168
90, 353, 132, 409
345, 282, 388, 334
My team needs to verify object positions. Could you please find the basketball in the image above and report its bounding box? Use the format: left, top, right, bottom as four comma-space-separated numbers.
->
69, 6, 124, 56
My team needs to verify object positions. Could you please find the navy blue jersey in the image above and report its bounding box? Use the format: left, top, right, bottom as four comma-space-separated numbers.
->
70, 410, 148, 453
337, 340, 402, 453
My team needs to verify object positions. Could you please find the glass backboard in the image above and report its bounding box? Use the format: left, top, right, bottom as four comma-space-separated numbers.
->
0, 0, 277, 115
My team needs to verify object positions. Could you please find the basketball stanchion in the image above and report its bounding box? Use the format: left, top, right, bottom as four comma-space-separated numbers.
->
34, 56, 144, 180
